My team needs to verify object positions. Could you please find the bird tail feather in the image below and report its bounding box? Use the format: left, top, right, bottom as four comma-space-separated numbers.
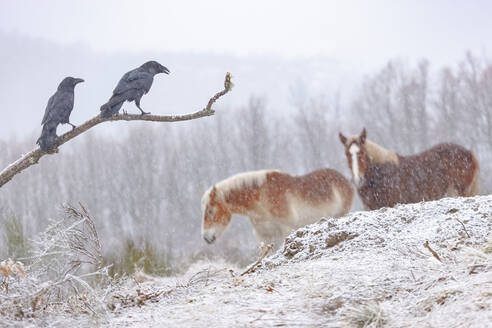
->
37, 123, 58, 152
100, 96, 125, 118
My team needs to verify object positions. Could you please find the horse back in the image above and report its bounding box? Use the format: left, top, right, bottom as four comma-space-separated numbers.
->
360, 143, 479, 210
295, 169, 354, 205
404, 143, 478, 196
263, 169, 353, 216
220, 169, 349, 216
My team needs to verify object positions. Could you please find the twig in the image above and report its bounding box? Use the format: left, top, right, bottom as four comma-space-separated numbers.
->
410, 270, 416, 282
423, 241, 442, 263
110, 269, 221, 309
468, 264, 486, 274
241, 244, 273, 276
0, 73, 233, 188
0, 266, 111, 301
455, 218, 470, 238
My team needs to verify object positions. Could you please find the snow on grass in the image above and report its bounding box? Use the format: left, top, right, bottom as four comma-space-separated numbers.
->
12, 196, 491, 327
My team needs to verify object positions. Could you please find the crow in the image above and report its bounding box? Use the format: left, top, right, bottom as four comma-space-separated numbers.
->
100, 61, 170, 118
37, 77, 84, 152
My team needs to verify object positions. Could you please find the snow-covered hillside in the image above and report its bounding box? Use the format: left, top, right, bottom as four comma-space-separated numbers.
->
99, 196, 490, 328
16, 196, 492, 327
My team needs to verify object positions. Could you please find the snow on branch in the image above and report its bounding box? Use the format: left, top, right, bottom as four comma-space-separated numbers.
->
0, 72, 234, 189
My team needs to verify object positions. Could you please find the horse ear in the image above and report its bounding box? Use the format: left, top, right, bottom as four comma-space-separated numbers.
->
360, 128, 367, 144
339, 132, 347, 145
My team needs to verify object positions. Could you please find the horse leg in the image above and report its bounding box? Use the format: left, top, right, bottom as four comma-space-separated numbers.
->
250, 220, 272, 246
465, 165, 480, 196
250, 217, 291, 250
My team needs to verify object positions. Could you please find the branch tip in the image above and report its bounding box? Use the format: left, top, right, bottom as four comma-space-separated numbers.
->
225, 72, 234, 91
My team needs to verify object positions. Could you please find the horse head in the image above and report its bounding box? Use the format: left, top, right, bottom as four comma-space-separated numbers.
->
201, 186, 232, 244
339, 128, 371, 186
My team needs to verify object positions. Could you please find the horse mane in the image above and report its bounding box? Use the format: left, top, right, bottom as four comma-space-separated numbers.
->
202, 170, 280, 208
364, 140, 399, 165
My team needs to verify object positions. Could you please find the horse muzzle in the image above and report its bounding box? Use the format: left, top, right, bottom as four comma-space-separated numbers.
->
203, 232, 217, 244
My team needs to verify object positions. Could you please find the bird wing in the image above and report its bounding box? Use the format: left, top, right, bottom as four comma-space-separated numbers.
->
40, 90, 74, 125
41, 94, 56, 125
112, 70, 154, 96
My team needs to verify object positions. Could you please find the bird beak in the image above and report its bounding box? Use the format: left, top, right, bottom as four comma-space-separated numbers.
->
161, 66, 170, 74
75, 78, 85, 84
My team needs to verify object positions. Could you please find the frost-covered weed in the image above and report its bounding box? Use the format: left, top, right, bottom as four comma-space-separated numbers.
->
0, 204, 111, 325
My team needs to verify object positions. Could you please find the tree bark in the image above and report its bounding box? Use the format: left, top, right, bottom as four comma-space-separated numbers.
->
0, 73, 233, 188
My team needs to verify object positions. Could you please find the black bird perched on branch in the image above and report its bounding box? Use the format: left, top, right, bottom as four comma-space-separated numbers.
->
100, 61, 170, 118
37, 77, 84, 152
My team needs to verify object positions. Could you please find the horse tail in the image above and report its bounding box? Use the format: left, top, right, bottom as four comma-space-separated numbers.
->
465, 151, 480, 196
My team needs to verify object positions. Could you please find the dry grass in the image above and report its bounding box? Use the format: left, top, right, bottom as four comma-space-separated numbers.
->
1, 215, 30, 259
107, 266, 222, 312
342, 301, 385, 328
0, 204, 111, 325
103, 239, 174, 278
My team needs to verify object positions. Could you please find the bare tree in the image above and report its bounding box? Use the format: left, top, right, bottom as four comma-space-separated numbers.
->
351, 60, 434, 154
235, 97, 270, 170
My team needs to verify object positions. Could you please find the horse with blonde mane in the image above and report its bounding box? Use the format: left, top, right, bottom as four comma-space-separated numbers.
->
339, 128, 480, 210
201, 169, 354, 246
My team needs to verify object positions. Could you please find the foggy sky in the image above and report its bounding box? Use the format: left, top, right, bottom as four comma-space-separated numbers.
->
2, 1, 491, 62
1, 0, 492, 140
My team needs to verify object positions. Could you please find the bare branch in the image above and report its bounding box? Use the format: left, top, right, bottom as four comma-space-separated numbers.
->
240, 243, 273, 276
455, 218, 471, 238
0, 72, 233, 188
423, 240, 442, 263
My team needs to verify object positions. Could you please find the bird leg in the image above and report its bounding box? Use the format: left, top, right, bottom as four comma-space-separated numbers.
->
68, 122, 76, 130
135, 99, 150, 115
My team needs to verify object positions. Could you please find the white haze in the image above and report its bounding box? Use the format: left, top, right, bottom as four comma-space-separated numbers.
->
0, 31, 359, 139
1, 1, 492, 139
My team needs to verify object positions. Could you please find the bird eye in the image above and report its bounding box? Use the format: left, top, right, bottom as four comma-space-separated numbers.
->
207, 209, 213, 215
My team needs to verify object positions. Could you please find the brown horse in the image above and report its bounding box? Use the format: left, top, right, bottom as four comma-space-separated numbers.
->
201, 169, 354, 246
339, 128, 479, 210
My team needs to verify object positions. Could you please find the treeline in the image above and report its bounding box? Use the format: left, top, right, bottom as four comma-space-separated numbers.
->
1, 53, 491, 270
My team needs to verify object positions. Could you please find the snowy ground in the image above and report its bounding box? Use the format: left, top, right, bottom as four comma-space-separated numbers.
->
21, 196, 492, 327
